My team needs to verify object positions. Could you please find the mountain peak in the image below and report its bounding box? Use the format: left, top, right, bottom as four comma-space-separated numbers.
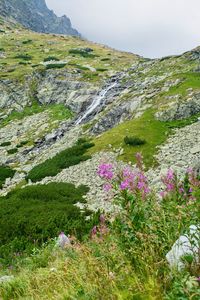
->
0, 0, 80, 36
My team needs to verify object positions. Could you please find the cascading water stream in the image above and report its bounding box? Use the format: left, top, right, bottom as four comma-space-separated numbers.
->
75, 81, 118, 125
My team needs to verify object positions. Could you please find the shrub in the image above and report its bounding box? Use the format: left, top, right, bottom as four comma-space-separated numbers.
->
101, 58, 110, 61
69, 48, 96, 58
45, 63, 66, 70
22, 39, 32, 44
14, 54, 32, 61
16, 140, 29, 148
18, 61, 28, 65
43, 56, 59, 62
96, 68, 108, 72
7, 148, 18, 155
0, 182, 98, 262
0, 166, 15, 189
124, 136, 146, 146
27, 140, 94, 182
0, 141, 11, 147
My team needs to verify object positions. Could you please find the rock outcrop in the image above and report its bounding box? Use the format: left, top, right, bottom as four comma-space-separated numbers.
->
0, 0, 80, 36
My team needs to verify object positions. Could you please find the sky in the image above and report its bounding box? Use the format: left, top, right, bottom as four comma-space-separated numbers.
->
46, 0, 200, 58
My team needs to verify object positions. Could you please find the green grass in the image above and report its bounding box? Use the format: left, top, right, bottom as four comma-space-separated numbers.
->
89, 110, 169, 167
0, 23, 137, 81
48, 104, 73, 121
163, 72, 200, 97
27, 140, 94, 182
0, 182, 98, 264
0, 103, 72, 128
0, 166, 15, 189
89, 110, 200, 168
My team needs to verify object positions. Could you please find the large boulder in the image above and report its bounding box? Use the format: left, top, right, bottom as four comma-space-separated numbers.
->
166, 225, 200, 271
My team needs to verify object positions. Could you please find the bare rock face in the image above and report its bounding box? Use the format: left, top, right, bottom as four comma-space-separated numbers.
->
0, 0, 80, 36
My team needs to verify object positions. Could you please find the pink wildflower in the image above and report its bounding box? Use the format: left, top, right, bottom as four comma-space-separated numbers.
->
103, 183, 112, 192
98, 164, 114, 180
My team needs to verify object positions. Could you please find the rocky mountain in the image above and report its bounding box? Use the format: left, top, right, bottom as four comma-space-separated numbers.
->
0, 0, 80, 36
0, 11, 200, 300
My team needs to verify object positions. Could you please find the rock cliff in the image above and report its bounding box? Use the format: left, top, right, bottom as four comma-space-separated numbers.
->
0, 0, 80, 36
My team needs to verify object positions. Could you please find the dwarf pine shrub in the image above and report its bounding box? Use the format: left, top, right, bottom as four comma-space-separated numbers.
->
0, 182, 98, 264
43, 56, 59, 62
124, 135, 146, 146
0, 141, 11, 147
45, 63, 66, 70
0, 166, 15, 189
27, 140, 94, 182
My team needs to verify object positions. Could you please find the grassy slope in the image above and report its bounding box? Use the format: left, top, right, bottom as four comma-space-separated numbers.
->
89, 110, 168, 167
0, 103, 73, 128
89, 110, 200, 168
0, 18, 139, 83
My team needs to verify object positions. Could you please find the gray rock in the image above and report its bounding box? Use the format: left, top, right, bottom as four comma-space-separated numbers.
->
166, 225, 199, 271
0, 276, 14, 284
190, 146, 200, 154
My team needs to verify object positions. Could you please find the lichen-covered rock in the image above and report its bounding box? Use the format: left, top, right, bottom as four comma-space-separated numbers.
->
166, 225, 200, 271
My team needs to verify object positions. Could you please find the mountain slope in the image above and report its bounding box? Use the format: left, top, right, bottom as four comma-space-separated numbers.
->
0, 0, 80, 36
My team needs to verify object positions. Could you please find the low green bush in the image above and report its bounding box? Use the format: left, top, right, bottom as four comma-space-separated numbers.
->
101, 58, 110, 61
96, 68, 108, 72
7, 148, 18, 155
43, 56, 59, 62
18, 61, 28, 65
45, 63, 66, 70
14, 54, 32, 61
69, 48, 96, 58
22, 39, 32, 44
16, 140, 29, 148
0, 166, 15, 189
27, 140, 94, 182
0, 182, 98, 263
124, 136, 146, 146
0, 141, 11, 147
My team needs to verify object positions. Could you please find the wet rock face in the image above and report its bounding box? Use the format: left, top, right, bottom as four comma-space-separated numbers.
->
0, 70, 99, 115
0, 0, 80, 36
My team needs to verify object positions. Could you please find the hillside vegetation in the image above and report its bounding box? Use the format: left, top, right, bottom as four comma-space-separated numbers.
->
0, 12, 200, 300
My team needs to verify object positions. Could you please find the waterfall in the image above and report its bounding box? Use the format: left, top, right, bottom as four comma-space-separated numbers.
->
75, 82, 117, 125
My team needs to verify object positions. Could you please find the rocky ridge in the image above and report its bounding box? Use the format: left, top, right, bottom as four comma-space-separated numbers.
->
0, 0, 80, 36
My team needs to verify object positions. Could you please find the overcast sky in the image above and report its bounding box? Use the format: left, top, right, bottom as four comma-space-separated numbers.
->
46, 0, 200, 58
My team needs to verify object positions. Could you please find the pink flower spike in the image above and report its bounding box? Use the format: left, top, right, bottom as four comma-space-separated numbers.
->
120, 180, 129, 190
103, 183, 112, 192
98, 164, 114, 180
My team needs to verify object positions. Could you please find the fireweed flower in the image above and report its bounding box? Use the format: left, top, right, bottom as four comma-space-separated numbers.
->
103, 183, 112, 192
120, 180, 130, 190
100, 214, 105, 224
98, 164, 114, 180
91, 226, 97, 237
135, 152, 144, 170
